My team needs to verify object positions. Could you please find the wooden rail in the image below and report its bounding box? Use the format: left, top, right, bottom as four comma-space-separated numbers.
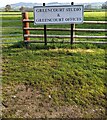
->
24, 28, 107, 32
24, 34, 107, 39
23, 19, 107, 24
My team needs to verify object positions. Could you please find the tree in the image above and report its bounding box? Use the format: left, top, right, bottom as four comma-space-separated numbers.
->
102, 1, 107, 9
19, 6, 25, 12
19, 6, 33, 12
5, 5, 11, 12
84, 4, 92, 10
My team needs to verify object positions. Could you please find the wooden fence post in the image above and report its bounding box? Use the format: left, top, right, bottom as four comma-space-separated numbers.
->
43, 3, 47, 46
70, 2, 74, 44
22, 12, 30, 48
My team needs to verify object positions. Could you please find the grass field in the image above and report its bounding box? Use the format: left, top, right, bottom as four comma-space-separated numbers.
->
1, 11, 107, 118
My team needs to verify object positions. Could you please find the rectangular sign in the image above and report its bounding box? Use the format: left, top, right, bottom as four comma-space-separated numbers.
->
34, 5, 84, 25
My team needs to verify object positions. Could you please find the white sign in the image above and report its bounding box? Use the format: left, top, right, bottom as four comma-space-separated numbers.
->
34, 5, 84, 25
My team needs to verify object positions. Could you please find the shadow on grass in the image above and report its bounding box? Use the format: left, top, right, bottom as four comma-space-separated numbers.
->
3, 41, 107, 51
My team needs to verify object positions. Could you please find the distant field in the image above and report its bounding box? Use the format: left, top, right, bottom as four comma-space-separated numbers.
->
1, 11, 107, 118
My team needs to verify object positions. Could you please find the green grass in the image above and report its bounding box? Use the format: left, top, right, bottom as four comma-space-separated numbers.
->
1, 11, 107, 118
2, 43, 107, 117
84, 12, 106, 21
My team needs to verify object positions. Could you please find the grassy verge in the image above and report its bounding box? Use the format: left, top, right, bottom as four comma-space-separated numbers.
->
2, 43, 107, 118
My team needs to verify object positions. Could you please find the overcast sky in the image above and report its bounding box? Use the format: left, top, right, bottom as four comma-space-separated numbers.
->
1, 0, 106, 7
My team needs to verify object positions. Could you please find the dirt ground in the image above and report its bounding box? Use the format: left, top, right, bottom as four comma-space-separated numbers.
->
2, 83, 106, 118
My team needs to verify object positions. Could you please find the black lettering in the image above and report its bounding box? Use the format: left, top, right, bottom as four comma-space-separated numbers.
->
59, 18, 64, 21
57, 14, 60, 17
59, 8, 65, 12
65, 18, 69, 21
